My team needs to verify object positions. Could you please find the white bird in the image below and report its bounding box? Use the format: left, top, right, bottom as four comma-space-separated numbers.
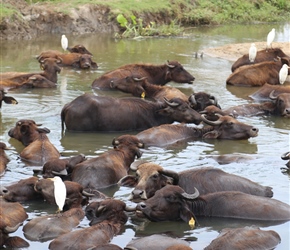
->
61, 34, 68, 52
266, 28, 275, 49
279, 64, 290, 84
248, 43, 257, 63
49, 176, 66, 212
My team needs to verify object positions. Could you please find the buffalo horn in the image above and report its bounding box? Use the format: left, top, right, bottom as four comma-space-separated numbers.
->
166, 60, 176, 68
269, 90, 278, 100
164, 97, 179, 107
82, 190, 95, 197
188, 94, 197, 108
133, 76, 147, 81
159, 169, 179, 185
209, 95, 218, 106
180, 187, 200, 200
281, 152, 290, 160
201, 114, 222, 126
4, 223, 21, 233
52, 169, 68, 176
130, 160, 149, 171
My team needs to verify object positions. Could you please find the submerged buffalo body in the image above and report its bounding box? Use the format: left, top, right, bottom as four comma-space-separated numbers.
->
61, 94, 202, 132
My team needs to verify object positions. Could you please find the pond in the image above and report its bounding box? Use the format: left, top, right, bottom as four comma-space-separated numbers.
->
0, 22, 289, 249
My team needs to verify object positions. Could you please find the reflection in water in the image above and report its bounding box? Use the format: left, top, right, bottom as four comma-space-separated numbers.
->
0, 22, 289, 249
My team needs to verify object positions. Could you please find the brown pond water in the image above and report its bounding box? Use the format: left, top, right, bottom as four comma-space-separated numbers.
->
0, 22, 289, 249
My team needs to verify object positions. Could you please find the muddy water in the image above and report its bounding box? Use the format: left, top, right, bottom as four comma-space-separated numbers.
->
0, 23, 289, 249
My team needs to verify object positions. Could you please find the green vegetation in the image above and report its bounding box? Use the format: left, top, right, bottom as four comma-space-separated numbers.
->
0, 4, 20, 19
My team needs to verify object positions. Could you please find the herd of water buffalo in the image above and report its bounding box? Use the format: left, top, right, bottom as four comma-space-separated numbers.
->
0, 41, 290, 250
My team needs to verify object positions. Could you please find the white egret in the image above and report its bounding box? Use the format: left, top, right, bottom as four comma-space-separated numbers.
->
266, 28, 275, 49
49, 176, 66, 212
61, 34, 68, 51
248, 43, 257, 63
279, 64, 290, 84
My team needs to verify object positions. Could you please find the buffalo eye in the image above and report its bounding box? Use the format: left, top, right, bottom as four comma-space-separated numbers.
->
152, 174, 159, 180
166, 195, 178, 203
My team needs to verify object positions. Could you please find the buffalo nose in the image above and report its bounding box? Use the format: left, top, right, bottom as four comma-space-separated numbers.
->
1, 187, 8, 195
285, 108, 290, 114
251, 127, 259, 132
137, 202, 147, 210
132, 189, 143, 197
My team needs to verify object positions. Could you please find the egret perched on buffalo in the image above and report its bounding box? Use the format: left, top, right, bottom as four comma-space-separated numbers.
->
49, 176, 66, 212
61, 34, 68, 52
248, 43, 257, 63
266, 28, 275, 49
279, 64, 290, 84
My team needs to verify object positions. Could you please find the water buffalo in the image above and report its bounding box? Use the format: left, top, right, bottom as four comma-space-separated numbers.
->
0, 89, 18, 108
0, 57, 61, 87
0, 142, 10, 176
135, 185, 290, 222
8, 119, 60, 165
226, 57, 290, 86
110, 75, 220, 111
124, 235, 191, 250
67, 44, 93, 55
23, 207, 85, 241
0, 197, 29, 248
119, 163, 273, 201
204, 226, 281, 250
91, 60, 195, 89
281, 151, 290, 168
71, 135, 144, 189
49, 199, 132, 250
231, 48, 290, 72
37, 50, 98, 69
42, 154, 86, 178
34, 179, 89, 210
135, 115, 258, 148
0, 176, 42, 202
249, 83, 290, 101
61, 94, 202, 132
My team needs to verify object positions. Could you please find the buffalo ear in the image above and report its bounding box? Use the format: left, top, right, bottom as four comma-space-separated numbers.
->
202, 130, 220, 139
118, 175, 138, 187
4, 236, 29, 248
4, 96, 18, 105
37, 127, 51, 134
179, 205, 194, 223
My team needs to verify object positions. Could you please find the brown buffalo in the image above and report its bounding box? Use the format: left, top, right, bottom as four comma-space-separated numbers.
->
67, 44, 93, 55
34, 179, 89, 210
23, 207, 85, 242
135, 115, 258, 148
281, 151, 290, 168
204, 226, 281, 250
91, 60, 195, 89
61, 94, 203, 132
71, 135, 144, 189
110, 75, 220, 111
119, 163, 273, 200
0, 142, 10, 176
0, 176, 42, 202
0, 57, 61, 86
8, 119, 60, 164
226, 57, 290, 86
202, 91, 290, 118
125, 235, 191, 250
42, 154, 86, 178
49, 199, 132, 250
0, 89, 18, 108
249, 82, 290, 101
231, 48, 290, 72
0, 197, 29, 248
135, 185, 290, 222
37, 50, 98, 69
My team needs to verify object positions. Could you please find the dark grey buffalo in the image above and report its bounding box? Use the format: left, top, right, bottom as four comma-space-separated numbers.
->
119, 162, 273, 200
135, 185, 290, 222
61, 94, 202, 132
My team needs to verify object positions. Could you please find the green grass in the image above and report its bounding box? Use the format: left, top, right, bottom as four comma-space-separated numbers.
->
0, 4, 19, 19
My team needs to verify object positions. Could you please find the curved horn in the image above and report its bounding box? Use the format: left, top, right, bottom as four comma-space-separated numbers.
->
130, 160, 149, 171
166, 60, 175, 68
209, 95, 218, 106
180, 187, 199, 200
281, 152, 290, 160
164, 97, 179, 107
159, 169, 179, 185
125, 204, 137, 212
4, 223, 21, 233
188, 94, 197, 108
269, 90, 278, 100
201, 114, 222, 126
82, 190, 96, 197
133, 76, 147, 81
